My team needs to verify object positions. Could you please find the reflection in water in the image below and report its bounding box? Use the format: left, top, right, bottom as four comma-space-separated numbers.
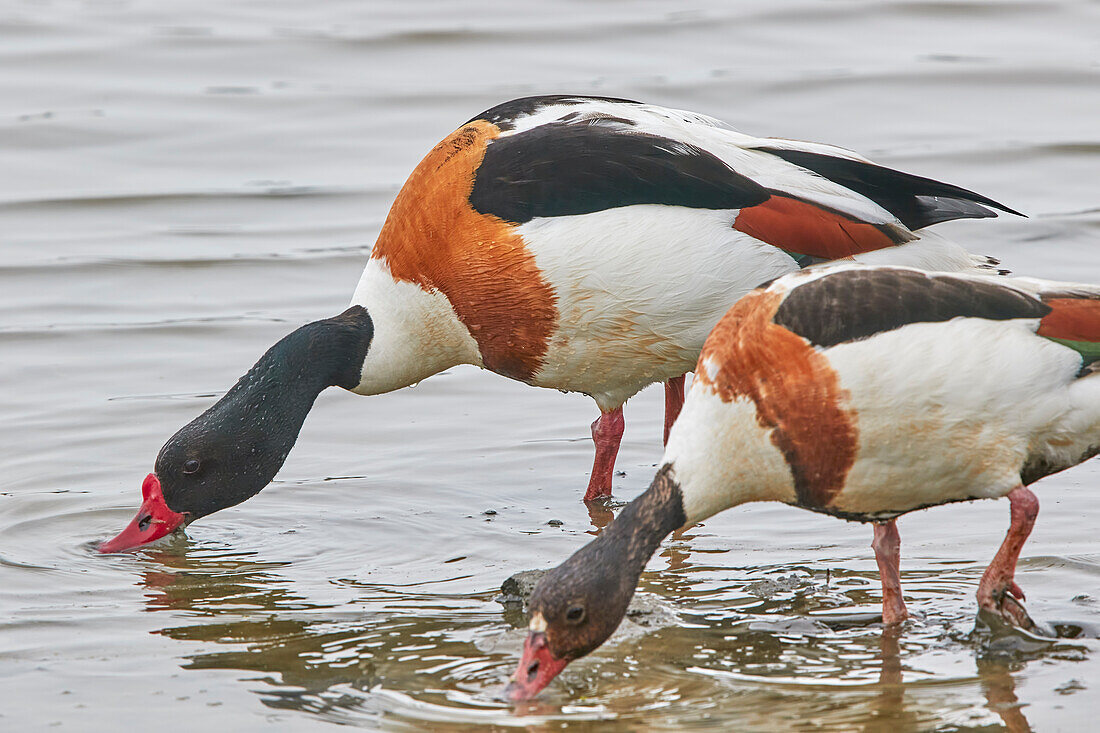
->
142, 550, 308, 613
866, 626, 906, 731
585, 500, 616, 532
143, 549, 377, 698
134, 545, 1091, 730
861, 628, 1034, 733
861, 627, 923, 733
139, 547, 516, 725
978, 657, 1031, 733
863, 629, 1034, 732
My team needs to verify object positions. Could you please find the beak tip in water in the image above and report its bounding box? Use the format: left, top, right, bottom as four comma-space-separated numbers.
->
97, 473, 186, 554
505, 630, 569, 703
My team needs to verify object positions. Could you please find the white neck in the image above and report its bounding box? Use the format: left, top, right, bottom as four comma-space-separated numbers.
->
347, 257, 482, 395
662, 384, 797, 524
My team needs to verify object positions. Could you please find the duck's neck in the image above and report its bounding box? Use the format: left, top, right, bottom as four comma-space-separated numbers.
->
661, 391, 798, 524
565, 465, 687, 588
347, 257, 482, 395
164, 307, 374, 511
606, 464, 687, 571
214, 304, 372, 424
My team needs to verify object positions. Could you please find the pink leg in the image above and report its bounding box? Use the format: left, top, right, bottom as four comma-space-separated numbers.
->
977, 486, 1039, 629
663, 375, 686, 446
872, 519, 909, 625
583, 407, 624, 502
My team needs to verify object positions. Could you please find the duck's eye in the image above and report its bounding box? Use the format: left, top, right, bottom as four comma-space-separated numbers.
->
565, 604, 585, 624
182, 459, 201, 475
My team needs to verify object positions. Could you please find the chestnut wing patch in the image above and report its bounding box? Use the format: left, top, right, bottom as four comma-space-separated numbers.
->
1037, 294, 1100, 363
774, 269, 1049, 348
757, 148, 1023, 230
469, 123, 770, 224
732, 194, 903, 260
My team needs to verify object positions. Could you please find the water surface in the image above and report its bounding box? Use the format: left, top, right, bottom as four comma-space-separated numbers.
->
3, 1, 1100, 729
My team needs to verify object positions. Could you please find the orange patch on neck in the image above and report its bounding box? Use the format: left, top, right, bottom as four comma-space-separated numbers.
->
1037, 298, 1100, 343
733, 196, 898, 259
371, 120, 558, 381
696, 290, 858, 508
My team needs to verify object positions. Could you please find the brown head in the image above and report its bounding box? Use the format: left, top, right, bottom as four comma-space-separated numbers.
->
505, 466, 685, 701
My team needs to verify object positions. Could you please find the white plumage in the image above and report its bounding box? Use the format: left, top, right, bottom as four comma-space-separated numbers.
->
666, 264, 1100, 627
350, 96, 1017, 500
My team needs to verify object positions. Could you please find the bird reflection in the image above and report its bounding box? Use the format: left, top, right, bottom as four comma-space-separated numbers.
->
978, 656, 1031, 733
141, 549, 309, 613
859, 626, 923, 733
141, 549, 378, 695
857, 624, 1035, 732
585, 500, 616, 532
870, 626, 906, 719
135, 546, 1059, 730
137, 547, 511, 718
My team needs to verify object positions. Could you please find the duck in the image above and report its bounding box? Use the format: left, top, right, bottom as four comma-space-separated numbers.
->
99, 95, 1019, 553
506, 264, 1100, 700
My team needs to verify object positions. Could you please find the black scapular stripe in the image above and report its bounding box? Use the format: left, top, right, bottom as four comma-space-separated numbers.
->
469, 95, 640, 131
757, 148, 1024, 230
469, 123, 770, 223
774, 269, 1050, 348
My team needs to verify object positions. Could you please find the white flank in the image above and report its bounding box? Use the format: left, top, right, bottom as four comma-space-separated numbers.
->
348, 257, 482, 395
663, 383, 797, 524
825, 317, 1087, 514
518, 205, 798, 411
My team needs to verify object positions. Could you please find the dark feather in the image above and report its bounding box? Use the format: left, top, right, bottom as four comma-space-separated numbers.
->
470, 123, 769, 224
775, 269, 1049, 348
757, 148, 1024, 229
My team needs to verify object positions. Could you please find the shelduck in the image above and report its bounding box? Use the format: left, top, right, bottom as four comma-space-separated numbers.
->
100, 95, 1019, 553
507, 264, 1100, 701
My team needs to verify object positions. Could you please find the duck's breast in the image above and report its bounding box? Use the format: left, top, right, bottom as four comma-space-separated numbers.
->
364, 120, 560, 387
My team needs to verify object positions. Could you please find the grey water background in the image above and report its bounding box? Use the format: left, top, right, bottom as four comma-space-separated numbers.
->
2, 0, 1100, 729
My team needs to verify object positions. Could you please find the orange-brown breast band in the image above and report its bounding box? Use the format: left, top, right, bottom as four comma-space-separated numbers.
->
733, 195, 899, 260
371, 120, 558, 382
696, 290, 859, 508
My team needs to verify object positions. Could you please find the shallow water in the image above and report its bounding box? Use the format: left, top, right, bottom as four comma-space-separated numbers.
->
2, 0, 1100, 729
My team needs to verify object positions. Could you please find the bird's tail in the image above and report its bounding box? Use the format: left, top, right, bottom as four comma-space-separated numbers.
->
845, 230, 1010, 276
